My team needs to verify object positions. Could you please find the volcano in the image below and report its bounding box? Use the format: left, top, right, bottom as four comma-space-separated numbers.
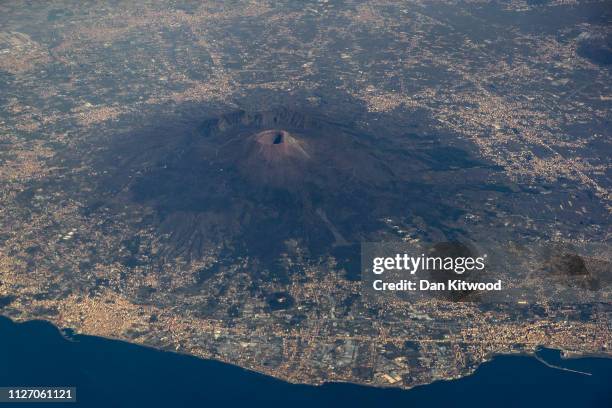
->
118, 107, 416, 262
200, 108, 396, 192
84, 105, 470, 275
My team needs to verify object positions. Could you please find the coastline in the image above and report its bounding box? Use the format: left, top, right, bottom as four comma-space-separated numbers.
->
2, 315, 610, 391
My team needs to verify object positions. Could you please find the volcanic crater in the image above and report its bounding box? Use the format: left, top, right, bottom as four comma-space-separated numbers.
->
241, 128, 311, 187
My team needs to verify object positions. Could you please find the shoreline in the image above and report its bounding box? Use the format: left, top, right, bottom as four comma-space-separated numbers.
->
2, 315, 610, 392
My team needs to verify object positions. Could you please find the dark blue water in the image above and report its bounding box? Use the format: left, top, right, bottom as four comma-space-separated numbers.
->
0, 316, 610, 407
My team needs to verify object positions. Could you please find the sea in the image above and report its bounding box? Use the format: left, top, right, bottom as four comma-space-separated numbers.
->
0, 316, 610, 407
